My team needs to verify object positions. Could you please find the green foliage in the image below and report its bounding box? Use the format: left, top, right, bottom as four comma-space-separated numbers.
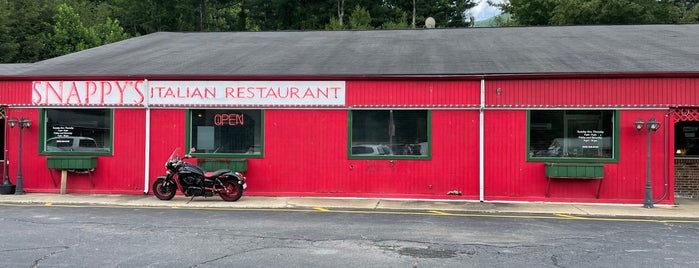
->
0, 0, 18, 62
47, 3, 130, 58
475, 13, 512, 27
381, 12, 409, 29
0, 0, 55, 63
348, 5, 373, 29
0, 0, 131, 63
0, 0, 482, 62
1, 0, 696, 63
325, 17, 345, 30
492, 0, 558, 26
49, 4, 96, 57
682, 2, 699, 22
496, 0, 689, 26
94, 18, 131, 44
387, 0, 477, 28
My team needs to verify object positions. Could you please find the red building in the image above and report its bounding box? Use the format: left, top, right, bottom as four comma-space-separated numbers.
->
2, 25, 699, 204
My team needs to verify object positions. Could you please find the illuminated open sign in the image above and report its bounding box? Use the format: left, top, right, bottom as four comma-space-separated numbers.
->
213, 113, 244, 126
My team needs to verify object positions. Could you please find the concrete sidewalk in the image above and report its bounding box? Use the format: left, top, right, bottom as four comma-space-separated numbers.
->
1, 193, 698, 219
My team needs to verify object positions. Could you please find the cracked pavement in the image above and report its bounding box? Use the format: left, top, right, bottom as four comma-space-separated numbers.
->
1, 204, 698, 267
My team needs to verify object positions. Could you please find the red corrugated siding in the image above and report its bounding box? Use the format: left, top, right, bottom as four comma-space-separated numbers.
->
484, 109, 672, 204
104, 109, 147, 192
429, 110, 480, 197
147, 109, 188, 189
347, 80, 480, 107
6, 109, 148, 194
486, 78, 699, 107
0, 81, 31, 105
3, 109, 41, 189
483, 110, 529, 197
246, 109, 480, 198
2, 77, 679, 203
251, 110, 347, 194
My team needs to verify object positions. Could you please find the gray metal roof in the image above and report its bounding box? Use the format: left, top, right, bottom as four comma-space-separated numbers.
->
0, 64, 32, 75
13, 24, 699, 77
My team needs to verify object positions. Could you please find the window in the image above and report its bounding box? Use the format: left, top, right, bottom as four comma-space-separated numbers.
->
349, 110, 430, 158
41, 109, 112, 155
528, 110, 618, 162
187, 109, 263, 157
675, 121, 699, 157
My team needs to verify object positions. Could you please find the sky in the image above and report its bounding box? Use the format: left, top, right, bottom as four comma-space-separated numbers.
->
469, 0, 504, 21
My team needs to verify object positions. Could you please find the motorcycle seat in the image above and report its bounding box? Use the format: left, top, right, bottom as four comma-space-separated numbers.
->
204, 169, 232, 178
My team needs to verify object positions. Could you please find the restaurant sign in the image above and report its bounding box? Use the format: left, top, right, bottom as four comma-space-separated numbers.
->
31, 80, 346, 106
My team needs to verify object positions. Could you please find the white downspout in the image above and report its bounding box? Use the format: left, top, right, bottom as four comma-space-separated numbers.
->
143, 79, 151, 194
479, 78, 485, 202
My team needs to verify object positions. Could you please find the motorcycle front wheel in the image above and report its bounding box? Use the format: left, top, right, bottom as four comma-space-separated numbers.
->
153, 178, 177, 200
218, 179, 244, 202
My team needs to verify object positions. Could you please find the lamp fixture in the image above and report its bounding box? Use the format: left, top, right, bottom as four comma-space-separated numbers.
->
7, 117, 17, 128
634, 118, 645, 131
6, 116, 31, 195
647, 117, 660, 131
633, 116, 661, 208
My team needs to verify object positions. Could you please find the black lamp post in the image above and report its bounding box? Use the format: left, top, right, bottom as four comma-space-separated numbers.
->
634, 117, 661, 208
1, 148, 14, 194
7, 117, 31, 195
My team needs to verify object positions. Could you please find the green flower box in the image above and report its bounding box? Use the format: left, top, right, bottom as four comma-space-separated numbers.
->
545, 163, 603, 179
47, 156, 97, 170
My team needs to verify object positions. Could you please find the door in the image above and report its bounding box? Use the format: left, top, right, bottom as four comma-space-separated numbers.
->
673, 108, 699, 199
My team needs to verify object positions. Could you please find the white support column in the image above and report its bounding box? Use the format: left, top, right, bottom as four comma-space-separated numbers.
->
143, 79, 151, 194
479, 78, 485, 202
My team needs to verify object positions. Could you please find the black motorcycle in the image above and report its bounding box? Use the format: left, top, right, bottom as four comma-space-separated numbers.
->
153, 148, 247, 202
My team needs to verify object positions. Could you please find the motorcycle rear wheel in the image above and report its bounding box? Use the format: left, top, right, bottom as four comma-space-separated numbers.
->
153, 179, 177, 200
219, 179, 244, 202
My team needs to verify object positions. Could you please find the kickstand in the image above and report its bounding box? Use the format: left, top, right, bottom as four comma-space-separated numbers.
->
186, 195, 195, 204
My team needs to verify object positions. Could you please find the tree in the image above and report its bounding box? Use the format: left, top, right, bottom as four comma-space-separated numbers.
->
205, 0, 243, 31
348, 5, 373, 29
387, 0, 476, 28
682, 1, 699, 22
0, 0, 19, 62
382, 11, 409, 29
594, 0, 680, 24
337, 0, 345, 26
0, 0, 492, 63
93, 18, 131, 44
491, 0, 558, 26
412, 0, 416, 28
0, 0, 56, 63
325, 17, 345, 30
48, 3, 99, 57
549, 0, 598, 25
47, 3, 130, 58
496, 0, 685, 26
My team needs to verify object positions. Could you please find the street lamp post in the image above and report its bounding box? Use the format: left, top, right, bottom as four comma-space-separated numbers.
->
1, 149, 14, 194
7, 117, 32, 195
634, 117, 661, 208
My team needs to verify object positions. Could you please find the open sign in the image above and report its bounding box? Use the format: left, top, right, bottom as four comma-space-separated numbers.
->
213, 113, 244, 126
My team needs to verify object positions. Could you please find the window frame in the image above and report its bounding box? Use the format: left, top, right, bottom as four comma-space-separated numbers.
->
674, 121, 699, 158
526, 110, 620, 163
185, 109, 265, 159
347, 109, 432, 160
39, 108, 114, 156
